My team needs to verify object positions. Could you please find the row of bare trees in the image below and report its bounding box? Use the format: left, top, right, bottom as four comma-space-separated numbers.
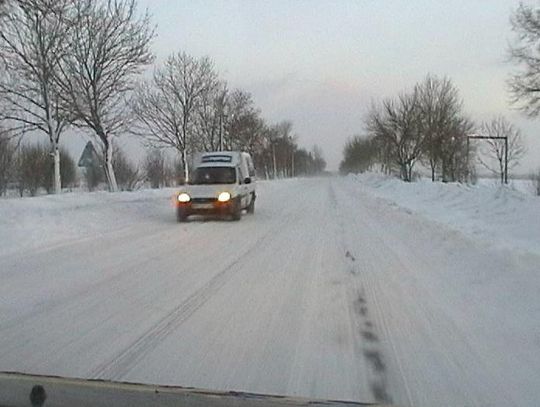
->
130, 52, 326, 181
0, 138, 77, 196
341, 2, 540, 184
0, 0, 324, 195
0, 134, 195, 195
340, 75, 525, 183
340, 76, 475, 182
0, 0, 154, 193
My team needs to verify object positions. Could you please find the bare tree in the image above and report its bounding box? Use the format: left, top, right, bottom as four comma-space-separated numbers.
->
144, 149, 168, 189
339, 135, 378, 174
265, 121, 294, 178
131, 52, 218, 181
478, 116, 526, 183
225, 89, 268, 157
193, 81, 228, 152
416, 75, 464, 181
55, 0, 154, 192
311, 145, 326, 174
354, 76, 474, 183
508, 2, 540, 116
439, 116, 474, 182
367, 91, 424, 182
0, 0, 74, 194
57, 147, 76, 190
251, 124, 272, 179
16, 142, 49, 196
0, 0, 10, 39
0, 1, 11, 49
113, 145, 142, 191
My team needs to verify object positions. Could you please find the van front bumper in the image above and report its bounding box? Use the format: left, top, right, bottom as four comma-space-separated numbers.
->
177, 197, 237, 215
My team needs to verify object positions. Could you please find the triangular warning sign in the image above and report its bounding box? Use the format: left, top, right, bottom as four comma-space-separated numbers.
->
78, 141, 99, 167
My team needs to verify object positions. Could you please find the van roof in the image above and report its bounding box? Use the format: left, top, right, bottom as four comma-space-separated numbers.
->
194, 151, 250, 168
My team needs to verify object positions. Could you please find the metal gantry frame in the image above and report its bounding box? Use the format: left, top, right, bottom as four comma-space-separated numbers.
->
467, 134, 509, 184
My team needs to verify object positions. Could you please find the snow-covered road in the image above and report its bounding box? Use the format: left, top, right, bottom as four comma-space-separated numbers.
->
1, 177, 539, 406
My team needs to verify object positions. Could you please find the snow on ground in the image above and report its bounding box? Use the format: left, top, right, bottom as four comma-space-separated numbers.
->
336, 177, 540, 406
0, 187, 181, 257
476, 177, 537, 196
1, 177, 539, 406
349, 172, 540, 256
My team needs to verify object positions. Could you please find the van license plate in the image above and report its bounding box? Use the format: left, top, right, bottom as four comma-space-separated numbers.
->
192, 203, 213, 209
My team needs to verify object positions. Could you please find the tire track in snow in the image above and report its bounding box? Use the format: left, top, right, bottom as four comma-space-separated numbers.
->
328, 181, 394, 404
0, 218, 214, 335
89, 211, 294, 381
336, 177, 519, 406
0, 253, 163, 335
334, 179, 416, 405
347, 266, 393, 404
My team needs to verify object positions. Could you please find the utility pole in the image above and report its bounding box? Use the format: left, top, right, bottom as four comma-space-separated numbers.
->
504, 136, 508, 184
219, 112, 223, 152
291, 149, 295, 178
272, 142, 277, 179
466, 136, 470, 183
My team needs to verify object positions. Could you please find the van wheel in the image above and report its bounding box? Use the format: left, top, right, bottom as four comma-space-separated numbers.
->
231, 200, 242, 221
177, 208, 188, 222
247, 194, 255, 214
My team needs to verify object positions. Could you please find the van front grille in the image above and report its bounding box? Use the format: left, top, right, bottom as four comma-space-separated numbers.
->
191, 197, 217, 204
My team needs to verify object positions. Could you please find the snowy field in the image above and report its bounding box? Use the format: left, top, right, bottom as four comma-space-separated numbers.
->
350, 173, 540, 256
1, 176, 539, 406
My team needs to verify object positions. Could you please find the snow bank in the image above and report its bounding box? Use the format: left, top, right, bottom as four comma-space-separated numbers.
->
350, 173, 540, 256
476, 177, 537, 196
0, 188, 178, 257
0, 181, 278, 258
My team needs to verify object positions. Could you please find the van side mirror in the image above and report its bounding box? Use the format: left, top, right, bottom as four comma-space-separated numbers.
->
244, 177, 251, 184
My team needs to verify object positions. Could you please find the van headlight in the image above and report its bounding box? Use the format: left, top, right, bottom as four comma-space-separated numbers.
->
217, 192, 231, 202
177, 192, 191, 203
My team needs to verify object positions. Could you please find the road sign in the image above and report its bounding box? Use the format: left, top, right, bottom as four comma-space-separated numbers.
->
78, 141, 99, 168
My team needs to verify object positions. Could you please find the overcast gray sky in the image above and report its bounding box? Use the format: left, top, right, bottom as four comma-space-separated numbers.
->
130, 0, 539, 172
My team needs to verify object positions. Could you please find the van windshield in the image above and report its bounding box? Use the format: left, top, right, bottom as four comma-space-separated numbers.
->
190, 167, 236, 185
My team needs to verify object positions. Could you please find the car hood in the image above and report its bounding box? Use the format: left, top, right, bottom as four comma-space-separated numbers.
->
0, 371, 376, 407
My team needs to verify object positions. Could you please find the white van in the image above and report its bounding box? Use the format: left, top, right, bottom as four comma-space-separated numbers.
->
175, 151, 256, 221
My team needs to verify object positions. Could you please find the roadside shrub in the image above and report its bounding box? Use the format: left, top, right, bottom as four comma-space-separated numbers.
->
16, 144, 49, 196
533, 169, 540, 196
43, 148, 77, 192
339, 135, 378, 175
0, 134, 15, 196
60, 149, 77, 190
113, 146, 142, 191
13, 143, 77, 195
144, 149, 166, 189
84, 158, 105, 192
